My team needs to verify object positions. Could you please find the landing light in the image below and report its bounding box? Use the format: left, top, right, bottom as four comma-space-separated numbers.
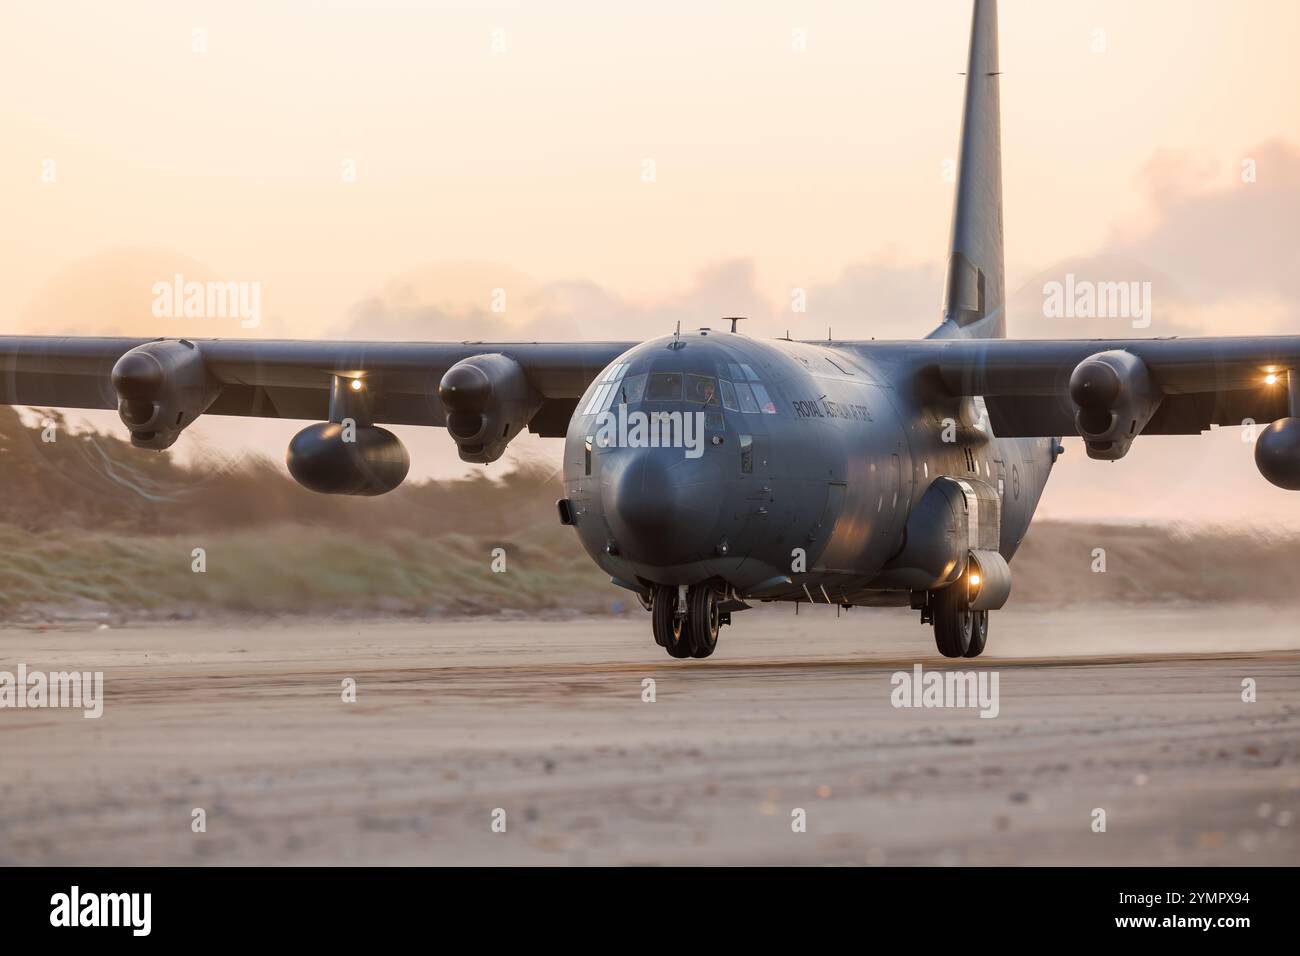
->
1265, 373, 1279, 385
969, 573, 981, 587
350, 378, 364, 391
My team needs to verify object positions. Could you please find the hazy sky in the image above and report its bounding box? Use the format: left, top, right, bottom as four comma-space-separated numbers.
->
3, 0, 1299, 526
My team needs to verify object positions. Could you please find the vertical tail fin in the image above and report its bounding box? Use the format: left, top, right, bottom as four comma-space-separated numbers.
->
932, 0, 1005, 340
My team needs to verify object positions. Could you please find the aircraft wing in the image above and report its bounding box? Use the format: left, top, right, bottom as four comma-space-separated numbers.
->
875, 336, 1300, 437
0, 335, 637, 469
0, 335, 633, 431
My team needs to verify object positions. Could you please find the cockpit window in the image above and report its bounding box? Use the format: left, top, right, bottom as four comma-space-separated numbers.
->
607, 365, 778, 415
749, 383, 777, 414
582, 381, 615, 415
645, 372, 683, 401
732, 381, 761, 414
582, 363, 632, 416
685, 374, 719, 405
618, 373, 647, 404
718, 379, 739, 411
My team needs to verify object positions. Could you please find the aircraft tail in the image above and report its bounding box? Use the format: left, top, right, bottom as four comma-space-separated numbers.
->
930, 0, 1006, 341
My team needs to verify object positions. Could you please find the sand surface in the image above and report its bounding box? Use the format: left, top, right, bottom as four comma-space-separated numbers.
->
1, 605, 1297, 865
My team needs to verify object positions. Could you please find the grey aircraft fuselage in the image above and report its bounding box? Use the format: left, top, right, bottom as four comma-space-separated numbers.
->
563, 329, 1053, 605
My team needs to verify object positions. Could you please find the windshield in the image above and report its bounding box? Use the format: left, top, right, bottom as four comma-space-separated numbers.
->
582, 364, 779, 416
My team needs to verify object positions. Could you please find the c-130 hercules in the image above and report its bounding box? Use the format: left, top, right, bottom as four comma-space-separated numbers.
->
3, 0, 1297, 660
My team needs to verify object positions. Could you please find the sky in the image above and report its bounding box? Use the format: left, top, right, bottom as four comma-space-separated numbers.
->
2, 0, 1299, 527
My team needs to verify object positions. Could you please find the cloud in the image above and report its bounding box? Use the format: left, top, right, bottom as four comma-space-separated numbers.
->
1116, 139, 1300, 305
332, 259, 786, 343
17, 247, 295, 339
1008, 255, 1203, 339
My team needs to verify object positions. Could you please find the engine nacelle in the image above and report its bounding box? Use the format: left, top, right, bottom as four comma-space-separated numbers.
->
286, 422, 410, 496
438, 354, 541, 464
1068, 350, 1162, 460
111, 339, 221, 450
1255, 417, 1300, 490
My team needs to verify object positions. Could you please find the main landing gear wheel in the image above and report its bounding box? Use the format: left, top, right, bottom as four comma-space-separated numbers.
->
932, 582, 985, 658
687, 585, 720, 659
964, 610, 989, 659
652, 585, 693, 658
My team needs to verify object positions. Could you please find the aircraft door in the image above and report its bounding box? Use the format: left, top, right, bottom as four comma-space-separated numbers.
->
725, 430, 775, 571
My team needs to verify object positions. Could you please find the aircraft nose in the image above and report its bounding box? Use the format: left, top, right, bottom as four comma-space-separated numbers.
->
612, 451, 674, 533
603, 449, 718, 566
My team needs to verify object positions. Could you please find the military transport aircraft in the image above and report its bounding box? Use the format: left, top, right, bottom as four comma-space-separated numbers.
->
2, 0, 1296, 660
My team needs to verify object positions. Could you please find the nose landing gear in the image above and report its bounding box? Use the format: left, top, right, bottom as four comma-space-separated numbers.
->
652, 584, 691, 657
650, 584, 724, 659
687, 585, 721, 658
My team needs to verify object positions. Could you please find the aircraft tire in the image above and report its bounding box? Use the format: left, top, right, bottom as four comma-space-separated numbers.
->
665, 632, 693, 658
963, 610, 989, 658
687, 585, 720, 659
650, 587, 670, 647
931, 583, 974, 658
653, 585, 693, 658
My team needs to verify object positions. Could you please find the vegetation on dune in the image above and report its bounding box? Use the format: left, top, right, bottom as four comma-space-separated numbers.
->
0, 524, 614, 618
0, 406, 613, 619
0, 406, 1296, 620
0, 406, 563, 538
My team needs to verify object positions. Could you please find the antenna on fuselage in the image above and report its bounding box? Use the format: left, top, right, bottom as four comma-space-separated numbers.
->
665, 321, 686, 351
723, 316, 746, 334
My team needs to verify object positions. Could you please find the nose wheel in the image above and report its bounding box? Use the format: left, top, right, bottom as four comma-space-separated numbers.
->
651, 584, 723, 659
687, 585, 720, 658
652, 585, 691, 658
